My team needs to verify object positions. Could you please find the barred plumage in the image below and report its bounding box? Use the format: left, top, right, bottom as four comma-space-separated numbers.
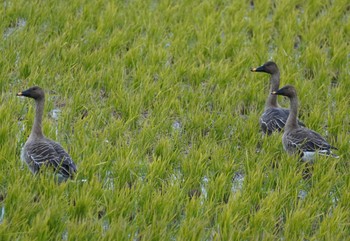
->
17, 86, 77, 181
272, 85, 338, 161
251, 61, 305, 134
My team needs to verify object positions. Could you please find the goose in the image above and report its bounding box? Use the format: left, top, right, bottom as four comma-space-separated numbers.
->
17, 86, 77, 181
272, 85, 338, 161
251, 61, 305, 134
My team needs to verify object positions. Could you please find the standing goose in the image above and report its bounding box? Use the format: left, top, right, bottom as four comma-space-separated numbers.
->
251, 61, 305, 134
272, 85, 338, 161
17, 86, 77, 181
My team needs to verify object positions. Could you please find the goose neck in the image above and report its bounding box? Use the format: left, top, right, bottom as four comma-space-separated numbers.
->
30, 98, 45, 139
265, 72, 280, 109
285, 95, 299, 131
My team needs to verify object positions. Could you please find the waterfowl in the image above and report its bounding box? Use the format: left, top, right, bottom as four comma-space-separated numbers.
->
272, 85, 338, 161
251, 61, 305, 134
17, 86, 77, 181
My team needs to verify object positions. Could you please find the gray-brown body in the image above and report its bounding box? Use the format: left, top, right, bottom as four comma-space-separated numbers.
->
18, 86, 77, 181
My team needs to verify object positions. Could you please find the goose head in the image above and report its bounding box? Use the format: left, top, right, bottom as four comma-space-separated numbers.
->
271, 85, 297, 98
251, 61, 279, 75
17, 86, 45, 100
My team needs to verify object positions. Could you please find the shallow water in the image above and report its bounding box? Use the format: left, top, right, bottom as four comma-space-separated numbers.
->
50, 108, 61, 121
62, 229, 68, 241
17, 121, 26, 170
298, 190, 307, 200
102, 219, 110, 233
0, 205, 5, 224
329, 191, 339, 206
172, 120, 182, 131
231, 172, 245, 193
200, 176, 209, 205
49, 108, 62, 139
103, 171, 115, 190
3, 18, 27, 39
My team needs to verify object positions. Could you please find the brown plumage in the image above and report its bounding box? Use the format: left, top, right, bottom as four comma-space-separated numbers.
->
17, 86, 77, 181
272, 85, 338, 160
251, 61, 305, 134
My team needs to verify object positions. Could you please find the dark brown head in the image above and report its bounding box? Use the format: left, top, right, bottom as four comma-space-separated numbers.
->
271, 85, 297, 98
17, 86, 45, 100
251, 61, 279, 75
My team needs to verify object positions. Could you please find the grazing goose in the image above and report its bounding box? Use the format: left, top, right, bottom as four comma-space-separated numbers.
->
17, 86, 77, 181
251, 61, 305, 134
272, 85, 338, 161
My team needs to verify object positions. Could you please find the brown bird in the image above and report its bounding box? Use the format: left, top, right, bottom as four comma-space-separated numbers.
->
272, 85, 338, 161
251, 61, 305, 134
17, 86, 77, 181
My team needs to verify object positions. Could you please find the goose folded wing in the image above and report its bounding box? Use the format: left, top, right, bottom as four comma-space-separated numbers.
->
27, 141, 74, 177
289, 128, 332, 152
272, 115, 287, 131
48, 140, 77, 174
264, 108, 305, 130
261, 108, 288, 132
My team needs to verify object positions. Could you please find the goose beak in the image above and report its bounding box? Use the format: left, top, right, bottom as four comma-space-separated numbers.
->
271, 91, 277, 95
17, 92, 23, 96
251, 66, 264, 72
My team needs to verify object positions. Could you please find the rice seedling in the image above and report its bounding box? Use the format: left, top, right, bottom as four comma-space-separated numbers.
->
1, 0, 349, 239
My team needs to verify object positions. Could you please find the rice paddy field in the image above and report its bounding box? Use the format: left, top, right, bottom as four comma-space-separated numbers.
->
0, 0, 349, 240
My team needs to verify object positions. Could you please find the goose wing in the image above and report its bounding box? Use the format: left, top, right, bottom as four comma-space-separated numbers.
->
286, 127, 334, 152
47, 139, 77, 174
260, 108, 289, 134
25, 140, 76, 178
261, 108, 305, 134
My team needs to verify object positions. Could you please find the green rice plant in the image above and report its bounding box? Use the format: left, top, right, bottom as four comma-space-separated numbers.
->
0, 0, 349, 239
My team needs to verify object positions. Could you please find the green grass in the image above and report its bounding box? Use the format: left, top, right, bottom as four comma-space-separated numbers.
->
1, 0, 349, 240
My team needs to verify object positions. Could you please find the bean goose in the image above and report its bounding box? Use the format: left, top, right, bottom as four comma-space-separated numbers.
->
17, 86, 77, 181
272, 85, 338, 161
251, 61, 305, 134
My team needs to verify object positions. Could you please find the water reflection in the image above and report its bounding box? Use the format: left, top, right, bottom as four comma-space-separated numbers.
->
3, 18, 27, 38
231, 172, 244, 193
200, 176, 209, 204
62, 229, 68, 241
298, 190, 307, 200
103, 171, 114, 190
50, 108, 61, 121
172, 120, 182, 131
0, 205, 5, 224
